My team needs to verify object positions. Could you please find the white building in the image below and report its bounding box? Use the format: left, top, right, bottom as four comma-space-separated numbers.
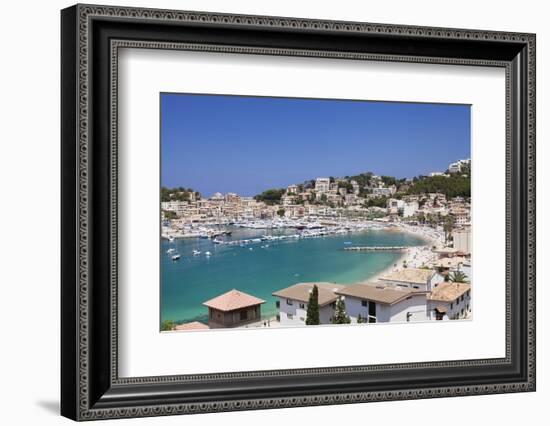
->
350, 180, 360, 195
210, 192, 224, 201
427, 282, 472, 320
372, 186, 395, 197
448, 159, 471, 174
387, 198, 405, 210
448, 162, 461, 174
272, 282, 345, 326
335, 283, 429, 323
402, 201, 419, 218
315, 178, 331, 193
379, 268, 444, 292
452, 210, 470, 226
287, 184, 298, 195
452, 227, 472, 254
161, 200, 187, 217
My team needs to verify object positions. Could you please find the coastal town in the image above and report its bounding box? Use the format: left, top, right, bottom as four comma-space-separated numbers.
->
161, 158, 472, 332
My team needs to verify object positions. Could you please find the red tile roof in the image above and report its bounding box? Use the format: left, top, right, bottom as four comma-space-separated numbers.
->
203, 289, 265, 312
174, 321, 210, 331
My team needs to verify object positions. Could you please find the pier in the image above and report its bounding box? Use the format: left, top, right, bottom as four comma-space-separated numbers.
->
342, 246, 410, 251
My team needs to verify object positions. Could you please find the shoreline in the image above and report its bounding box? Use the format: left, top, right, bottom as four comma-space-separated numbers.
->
361, 224, 443, 283
165, 223, 444, 325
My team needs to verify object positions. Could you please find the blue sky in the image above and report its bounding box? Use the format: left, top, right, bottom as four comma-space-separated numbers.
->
161, 93, 470, 197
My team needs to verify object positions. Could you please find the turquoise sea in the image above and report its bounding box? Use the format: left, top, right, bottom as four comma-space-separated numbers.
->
160, 227, 427, 324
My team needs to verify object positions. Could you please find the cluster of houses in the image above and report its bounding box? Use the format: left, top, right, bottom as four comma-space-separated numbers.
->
272, 262, 471, 327
161, 167, 471, 227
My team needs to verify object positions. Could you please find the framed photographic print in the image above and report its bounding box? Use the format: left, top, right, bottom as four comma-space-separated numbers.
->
61, 4, 536, 421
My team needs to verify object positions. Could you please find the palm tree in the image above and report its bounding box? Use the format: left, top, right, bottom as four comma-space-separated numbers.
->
449, 270, 469, 283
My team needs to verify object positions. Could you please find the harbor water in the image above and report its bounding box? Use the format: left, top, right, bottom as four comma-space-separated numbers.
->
161, 227, 427, 324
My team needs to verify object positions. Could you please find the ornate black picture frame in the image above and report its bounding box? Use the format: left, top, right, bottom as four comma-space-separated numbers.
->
61, 4, 536, 421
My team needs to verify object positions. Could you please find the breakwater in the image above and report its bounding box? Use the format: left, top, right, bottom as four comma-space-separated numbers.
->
342, 246, 412, 251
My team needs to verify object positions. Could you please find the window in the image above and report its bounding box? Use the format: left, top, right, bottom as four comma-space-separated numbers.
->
275, 300, 280, 308
286, 299, 293, 305
240, 310, 248, 321
467, 290, 471, 297
287, 313, 294, 320
461, 294, 464, 301
413, 285, 419, 289
299, 303, 305, 309
450, 303, 453, 309
368, 301, 376, 320
361, 300, 368, 307
299, 317, 305, 322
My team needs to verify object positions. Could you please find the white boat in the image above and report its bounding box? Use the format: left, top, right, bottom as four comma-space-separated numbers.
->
166, 248, 176, 254
168, 236, 175, 242
205, 251, 212, 257
192, 249, 201, 255
213, 238, 223, 244
171, 253, 181, 261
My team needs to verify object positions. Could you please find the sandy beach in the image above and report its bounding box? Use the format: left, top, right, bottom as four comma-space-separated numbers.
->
364, 224, 445, 283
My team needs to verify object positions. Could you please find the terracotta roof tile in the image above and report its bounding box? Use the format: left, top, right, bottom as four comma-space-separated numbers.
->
174, 321, 210, 331
203, 289, 265, 312
272, 282, 345, 307
335, 283, 426, 305
428, 282, 471, 302
379, 268, 436, 285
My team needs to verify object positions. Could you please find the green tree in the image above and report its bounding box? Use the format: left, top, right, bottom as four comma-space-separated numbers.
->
254, 189, 285, 205
366, 196, 388, 208
381, 175, 398, 186
357, 314, 367, 324
161, 186, 171, 202
407, 175, 471, 198
161, 320, 175, 331
162, 210, 177, 220
338, 181, 353, 193
449, 271, 469, 283
305, 285, 320, 325
332, 297, 351, 324
161, 186, 200, 202
277, 208, 285, 217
